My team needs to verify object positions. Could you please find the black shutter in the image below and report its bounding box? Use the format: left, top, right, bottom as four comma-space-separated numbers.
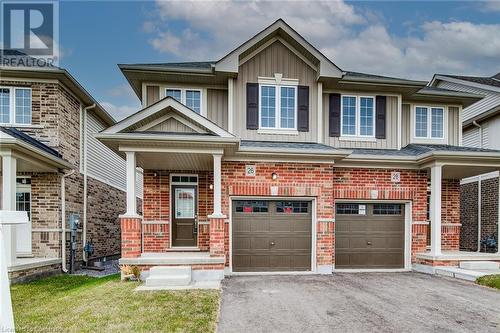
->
297, 85, 309, 132
375, 95, 386, 139
329, 93, 341, 137
246, 83, 259, 130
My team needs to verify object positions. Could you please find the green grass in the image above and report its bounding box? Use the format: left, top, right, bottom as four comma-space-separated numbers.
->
476, 274, 500, 290
11, 274, 220, 333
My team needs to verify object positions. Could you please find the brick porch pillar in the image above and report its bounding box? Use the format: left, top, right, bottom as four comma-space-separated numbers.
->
209, 217, 225, 257
120, 217, 142, 258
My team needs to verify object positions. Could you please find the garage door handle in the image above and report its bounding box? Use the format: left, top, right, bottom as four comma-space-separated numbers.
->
367, 241, 372, 245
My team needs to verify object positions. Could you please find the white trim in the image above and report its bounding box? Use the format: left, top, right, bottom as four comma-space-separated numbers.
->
317, 82, 323, 144
228, 196, 317, 274
258, 81, 298, 131
256, 129, 299, 135
460, 171, 499, 185
137, 113, 208, 133
411, 104, 449, 144
333, 199, 412, 271
227, 78, 234, 133
338, 136, 377, 142
0, 86, 32, 125
340, 94, 376, 138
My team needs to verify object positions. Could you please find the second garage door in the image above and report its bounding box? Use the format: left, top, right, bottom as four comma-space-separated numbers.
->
232, 200, 312, 272
335, 203, 405, 269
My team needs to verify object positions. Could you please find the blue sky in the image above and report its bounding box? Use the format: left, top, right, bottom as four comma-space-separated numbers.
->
56, 1, 500, 120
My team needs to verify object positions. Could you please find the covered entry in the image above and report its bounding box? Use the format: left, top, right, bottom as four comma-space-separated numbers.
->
335, 203, 405, 269
232, 199, 312, 272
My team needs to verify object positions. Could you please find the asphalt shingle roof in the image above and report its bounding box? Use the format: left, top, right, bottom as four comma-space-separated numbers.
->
440, 73, 500, 89
240, 140, 341, 151
0, 126, 62, 158
351, 144, 500, 157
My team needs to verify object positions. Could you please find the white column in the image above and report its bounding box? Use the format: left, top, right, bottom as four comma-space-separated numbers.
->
1, 152, 17, 266
430, 164, 443, 256
125, 151, 137, 216
210, 153, 224, 218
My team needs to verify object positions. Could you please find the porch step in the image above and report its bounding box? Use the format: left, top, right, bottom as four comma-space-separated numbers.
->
145, 266, 192, 287
459, 261, 499, 270
435, 267, 488, 282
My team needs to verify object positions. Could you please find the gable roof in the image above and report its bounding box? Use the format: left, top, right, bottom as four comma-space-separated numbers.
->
431, 73, 500, 91
101, 96, 235, 138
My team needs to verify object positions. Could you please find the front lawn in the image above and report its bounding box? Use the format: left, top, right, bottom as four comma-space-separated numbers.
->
476, 274, 500, 290
11, 274, 220, 333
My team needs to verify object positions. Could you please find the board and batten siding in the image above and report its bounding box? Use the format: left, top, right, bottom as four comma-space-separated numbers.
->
322, 94, 399, 149
86, 111, 143, 196
401, 103, 460, 147
146, 85, 160, 107
436, 80, 500, 122
207, 88, 228, 130
233, 40, 318, 142
147, 117, 198, 133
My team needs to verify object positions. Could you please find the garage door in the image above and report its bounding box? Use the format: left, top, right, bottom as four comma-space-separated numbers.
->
335, 203, 405, 269
232, 200, 312, 272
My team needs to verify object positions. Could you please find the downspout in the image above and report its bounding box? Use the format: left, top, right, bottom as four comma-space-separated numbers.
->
61, 169, 76, 273
82, 104, 96, 263
473, 121, 482, 252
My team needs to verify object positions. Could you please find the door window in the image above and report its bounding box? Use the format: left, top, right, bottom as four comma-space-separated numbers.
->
175, 188, 195, 218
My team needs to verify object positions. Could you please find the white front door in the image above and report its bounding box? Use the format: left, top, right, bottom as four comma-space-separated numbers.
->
16, 177, 32, 256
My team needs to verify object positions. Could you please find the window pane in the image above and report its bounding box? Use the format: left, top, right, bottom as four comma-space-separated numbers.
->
431, 108, 444, 138
260, 86, 276, 128
280, 87, 295, 129
342, 96, 356, 135
360, 97, 374, 136
336, 203, 362, 215
234, 200, 268, 213
186, 90, 201, 113
15, 89, 31, 124
0, 88, 10, 123
373, 204, 402, 215
415, 107, 428, 138
175, 188, 195, 218
276, 201, 308, 213
166, 89, 182, 102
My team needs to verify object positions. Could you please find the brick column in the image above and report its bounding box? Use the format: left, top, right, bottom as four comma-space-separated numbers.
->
209, 217, 225, 257
120, 217, 142, 258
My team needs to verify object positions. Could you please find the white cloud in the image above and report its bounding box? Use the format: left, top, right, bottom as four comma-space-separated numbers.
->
146, 0, 500, 80
480, 1, 500, 12
100, 101, 139, 121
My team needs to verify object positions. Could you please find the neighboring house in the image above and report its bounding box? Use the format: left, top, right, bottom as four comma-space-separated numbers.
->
0, 63, 142, 282
431, 73, 500, 253
98, 19, 500, 286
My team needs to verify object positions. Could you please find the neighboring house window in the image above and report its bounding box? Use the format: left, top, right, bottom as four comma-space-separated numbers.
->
414, 106, 444, 139
0, 87, 32, 125
341, 95, 375, 137
259, 84, 297, 130
165, 88, 202, 114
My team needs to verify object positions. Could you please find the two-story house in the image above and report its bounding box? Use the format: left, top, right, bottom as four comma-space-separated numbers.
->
430, 73, 500, 253
0, 61, 142, 282
98, 20, 500, 287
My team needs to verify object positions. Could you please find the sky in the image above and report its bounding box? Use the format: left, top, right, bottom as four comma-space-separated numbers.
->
56, 0, 500, 121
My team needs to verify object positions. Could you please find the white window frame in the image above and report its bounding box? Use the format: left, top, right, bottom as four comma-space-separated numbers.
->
164, 88, 204, 115
258, 84, 298, 131
340, 95, 375, 138
413, 105, 445, 139
0, 86, 32, 126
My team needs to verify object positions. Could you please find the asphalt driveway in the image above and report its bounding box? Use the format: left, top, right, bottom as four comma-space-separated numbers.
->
218, 273, 500, 333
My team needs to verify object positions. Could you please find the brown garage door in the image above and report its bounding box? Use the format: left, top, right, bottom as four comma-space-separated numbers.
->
335, 203, 405, 269
232, 200, 312, 272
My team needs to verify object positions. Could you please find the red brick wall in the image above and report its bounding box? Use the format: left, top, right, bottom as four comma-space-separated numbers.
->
441, 179, 460, 250
121, 217, 142, 258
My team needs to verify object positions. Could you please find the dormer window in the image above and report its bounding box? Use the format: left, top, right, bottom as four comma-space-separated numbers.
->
165, 88, 202, 114
0, 87, 32, 125
414, 106, 444, 139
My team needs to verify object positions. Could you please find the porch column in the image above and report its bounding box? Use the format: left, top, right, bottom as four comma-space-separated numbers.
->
125, 151, 137, 216
208, 153, 225, 257
430, 164, 443, 256
1, 151, 17, 266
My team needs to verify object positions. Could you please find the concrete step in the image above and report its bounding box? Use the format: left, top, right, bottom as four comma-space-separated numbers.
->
435, 267, 487, 282
145, 275, 191, 287
460, 261, 499, 270
149, 265, 191, 277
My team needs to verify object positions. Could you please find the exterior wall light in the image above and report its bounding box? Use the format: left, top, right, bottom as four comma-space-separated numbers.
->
271, 172, 278, 180
209, 184, 214, 190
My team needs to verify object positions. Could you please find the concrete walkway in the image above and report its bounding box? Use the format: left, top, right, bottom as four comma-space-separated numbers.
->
218, 273, 500, 333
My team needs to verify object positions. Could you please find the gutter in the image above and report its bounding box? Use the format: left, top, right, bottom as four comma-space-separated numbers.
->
61, 169, 76, 273
82, 103, 96, 263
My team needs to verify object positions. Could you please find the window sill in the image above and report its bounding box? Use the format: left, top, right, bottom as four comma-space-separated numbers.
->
257, 129, 299, 136
338, 136, 377, 142
0, 123, 43, 129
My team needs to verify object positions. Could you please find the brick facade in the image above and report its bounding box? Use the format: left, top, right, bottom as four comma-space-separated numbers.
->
460, 177, 499, 252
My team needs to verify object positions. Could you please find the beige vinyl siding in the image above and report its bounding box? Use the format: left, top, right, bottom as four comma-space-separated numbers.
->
86, 111, 143, 196
148, 117, 197, 133
207, 89, 228, 130
146, 85, 160, 106
436, 80, 500, 122
402, 103, 460, 146
463, 127, 480, 148
233, 40, 318, 142
322, 95, 399, 149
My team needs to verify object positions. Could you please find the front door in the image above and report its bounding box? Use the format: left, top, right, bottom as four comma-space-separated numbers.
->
172, 185, 197, 247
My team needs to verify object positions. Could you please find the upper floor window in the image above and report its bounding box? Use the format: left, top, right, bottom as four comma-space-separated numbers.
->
259, 84, 297, 130
414, 106, 444, 139
165, 88, 202, 114
341, 95, 374, 137
0, 87, 32, 125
